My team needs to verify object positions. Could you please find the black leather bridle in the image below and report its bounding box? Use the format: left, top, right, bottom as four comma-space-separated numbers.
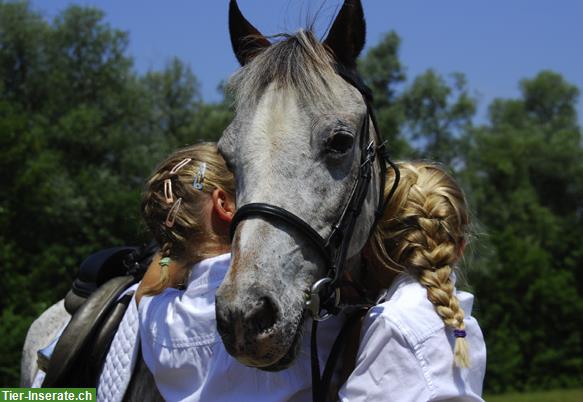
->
231, 65, 399, 321
229, 64, 399, 320
229, 65, 400, 402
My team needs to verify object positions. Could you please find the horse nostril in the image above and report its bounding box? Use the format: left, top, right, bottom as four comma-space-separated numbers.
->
247, 297, 278, 334
216, 301, 234, 341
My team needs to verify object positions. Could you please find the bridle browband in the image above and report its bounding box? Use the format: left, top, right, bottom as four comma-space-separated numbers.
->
229, 64, 400, 402
230, 63, 399, 319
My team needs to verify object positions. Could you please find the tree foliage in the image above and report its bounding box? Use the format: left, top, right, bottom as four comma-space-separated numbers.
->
358, 32, 410, 158
1, 1, 582, 393
462, 71, 583, 392
0, 1, 230, 385
400, 70, 476, 165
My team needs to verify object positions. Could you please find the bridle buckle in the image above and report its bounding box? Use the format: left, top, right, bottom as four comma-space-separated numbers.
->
361, 140, 376, 169
366, 139, 376, 155
305, 277, 341, 321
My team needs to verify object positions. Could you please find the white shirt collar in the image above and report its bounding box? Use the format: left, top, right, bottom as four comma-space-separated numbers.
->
186, 252, 231, 293
378, 271, 460, 304
377, 272, 413, 304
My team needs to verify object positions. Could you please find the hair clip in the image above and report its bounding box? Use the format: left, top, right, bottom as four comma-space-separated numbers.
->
193, 162, 207, 191
170, 158, 192, 174
453, 329, 466, 338
165, 198, 182, 228
164, 179, 173, 204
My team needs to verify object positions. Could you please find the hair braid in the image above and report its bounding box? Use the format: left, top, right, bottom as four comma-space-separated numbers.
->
369, 161, 471, 368
418, 263, 469, 368
140, 143, 235, 296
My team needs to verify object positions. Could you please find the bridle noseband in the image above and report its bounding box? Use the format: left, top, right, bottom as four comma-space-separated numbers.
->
229, 64, 400, 321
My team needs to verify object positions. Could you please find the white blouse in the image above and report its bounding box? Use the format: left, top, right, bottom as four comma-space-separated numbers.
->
338, 273, 487, 402
139, 253, 344, 402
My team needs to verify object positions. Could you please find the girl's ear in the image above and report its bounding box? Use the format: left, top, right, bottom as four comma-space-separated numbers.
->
212, 189, 235, 223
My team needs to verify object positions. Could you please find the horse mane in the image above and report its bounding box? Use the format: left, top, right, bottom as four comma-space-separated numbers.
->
228, 30, 341, 109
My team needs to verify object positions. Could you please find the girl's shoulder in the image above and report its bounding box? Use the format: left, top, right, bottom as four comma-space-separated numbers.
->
139, 287, 218, 348
367, 274, 477, 345
138, 253, 232, 348
341, 275, 486, 401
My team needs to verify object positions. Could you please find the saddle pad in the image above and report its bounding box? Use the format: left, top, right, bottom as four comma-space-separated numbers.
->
97, 284, 140, 402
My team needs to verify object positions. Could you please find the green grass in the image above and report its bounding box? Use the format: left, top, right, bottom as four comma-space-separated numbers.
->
485, 388, 583, 402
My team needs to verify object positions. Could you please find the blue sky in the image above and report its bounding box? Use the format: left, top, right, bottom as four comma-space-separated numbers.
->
34, 0, 583, 124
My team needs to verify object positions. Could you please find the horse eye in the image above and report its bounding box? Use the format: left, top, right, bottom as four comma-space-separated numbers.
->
326, 131, 354, 154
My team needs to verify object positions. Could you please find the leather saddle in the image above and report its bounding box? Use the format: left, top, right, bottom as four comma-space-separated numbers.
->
41, 243, 157, 387
63, 247, 135, 314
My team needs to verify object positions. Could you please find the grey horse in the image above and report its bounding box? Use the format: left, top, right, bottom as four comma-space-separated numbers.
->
216, 0, 384, 371
20, 300, 70, 387
21, 0, 383, 397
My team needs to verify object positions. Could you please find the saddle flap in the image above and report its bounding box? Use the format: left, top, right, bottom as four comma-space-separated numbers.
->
42, 275, 136, 387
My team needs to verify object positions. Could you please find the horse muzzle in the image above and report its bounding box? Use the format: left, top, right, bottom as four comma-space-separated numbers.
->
215, 289, 293, 368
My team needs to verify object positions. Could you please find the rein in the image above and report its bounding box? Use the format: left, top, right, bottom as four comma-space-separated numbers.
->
229, 64, 400, 402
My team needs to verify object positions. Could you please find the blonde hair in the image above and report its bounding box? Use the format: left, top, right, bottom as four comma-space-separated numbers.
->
369, 161, 471, 368
141, 143, 235, 295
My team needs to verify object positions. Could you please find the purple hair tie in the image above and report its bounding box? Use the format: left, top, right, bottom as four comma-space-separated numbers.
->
454, 329, 466, 338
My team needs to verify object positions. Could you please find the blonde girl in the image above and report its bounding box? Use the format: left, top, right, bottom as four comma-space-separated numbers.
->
340, 161, 487, 401
129, 143, 342, 402
132, 143, 237, 401
136, 143, 236, 301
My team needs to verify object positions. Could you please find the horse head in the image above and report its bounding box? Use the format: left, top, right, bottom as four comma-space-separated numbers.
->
216, 0, 385, 370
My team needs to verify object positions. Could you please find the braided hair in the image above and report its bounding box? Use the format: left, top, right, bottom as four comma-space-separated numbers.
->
141, 143, 235, 295
369, 161, 471, 368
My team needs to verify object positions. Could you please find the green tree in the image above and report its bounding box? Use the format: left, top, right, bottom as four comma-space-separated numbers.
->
358, 33, 477, 166
358, 32, 410, 158
400, 70, 476, 165
462, 71, 583, 392
142, 57, 202, 150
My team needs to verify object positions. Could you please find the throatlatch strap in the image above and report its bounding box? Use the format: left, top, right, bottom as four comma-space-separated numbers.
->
310, 307, 370, 402
311, 320, 322, 402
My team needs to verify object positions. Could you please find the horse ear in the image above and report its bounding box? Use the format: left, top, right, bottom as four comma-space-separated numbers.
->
323, 0, 366, 68
229, 0, 270, 65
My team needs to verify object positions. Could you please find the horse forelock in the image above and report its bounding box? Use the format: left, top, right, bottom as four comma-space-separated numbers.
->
228, 30, 342, 110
